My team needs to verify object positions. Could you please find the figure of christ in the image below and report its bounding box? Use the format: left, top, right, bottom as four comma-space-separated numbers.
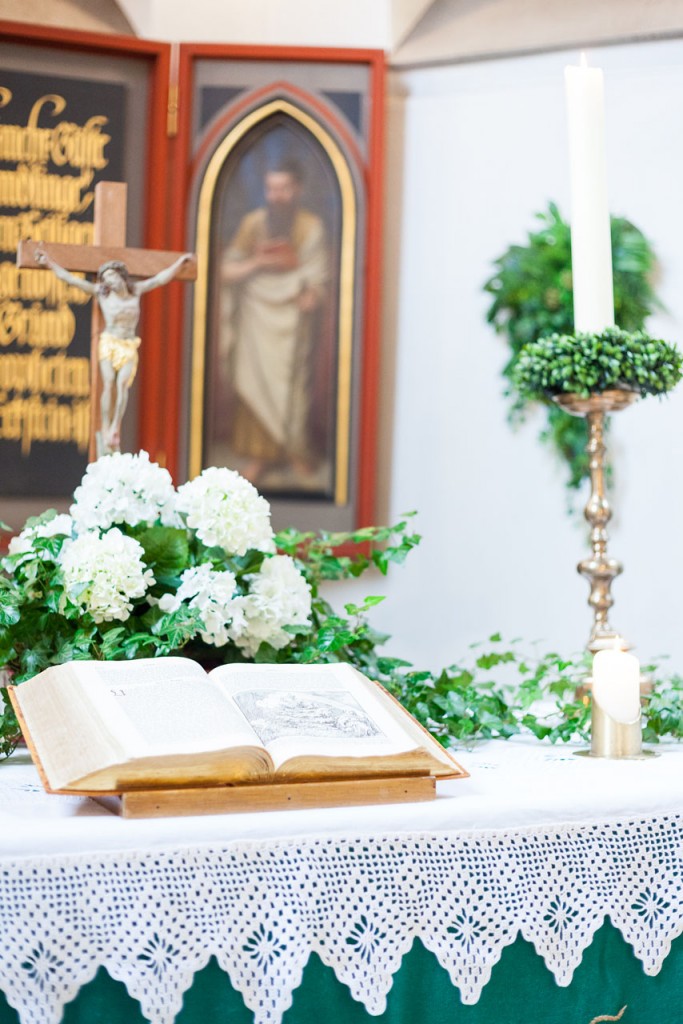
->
220, 159, 329, 487
35, 248, 193, 454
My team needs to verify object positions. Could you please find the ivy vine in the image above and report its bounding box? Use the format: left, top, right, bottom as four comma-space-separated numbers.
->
2, 520, 681, 760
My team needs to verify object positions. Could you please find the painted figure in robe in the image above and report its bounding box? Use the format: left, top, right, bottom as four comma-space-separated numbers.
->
220, 158, 329, 488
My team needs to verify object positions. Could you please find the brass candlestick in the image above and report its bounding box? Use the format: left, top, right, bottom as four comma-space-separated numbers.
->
554, 389, 638, 653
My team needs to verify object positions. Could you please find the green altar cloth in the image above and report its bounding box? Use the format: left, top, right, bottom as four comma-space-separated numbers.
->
2, 924, 681, 1024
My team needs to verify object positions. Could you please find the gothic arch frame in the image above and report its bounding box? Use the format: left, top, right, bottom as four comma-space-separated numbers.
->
168, 45, 385, 531
189, 93, 358, 507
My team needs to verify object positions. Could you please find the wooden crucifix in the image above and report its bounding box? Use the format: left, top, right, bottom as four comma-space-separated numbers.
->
17, 181, 197, 461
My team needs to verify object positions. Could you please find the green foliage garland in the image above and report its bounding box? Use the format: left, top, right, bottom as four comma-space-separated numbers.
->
382, 636, 683, 748
2, 521, 681, 761
484, 202, 662, 488
512, 327, 683, 401
0, 517, 421, 758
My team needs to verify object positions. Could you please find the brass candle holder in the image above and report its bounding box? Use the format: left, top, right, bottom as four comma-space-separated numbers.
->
553, 389, 637, 654
576, 685, 657, 759
581, 697, 653, 759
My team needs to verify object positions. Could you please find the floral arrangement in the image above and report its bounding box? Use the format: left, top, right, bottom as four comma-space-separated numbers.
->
1, 452, 682, 761
0, 452, 320, 677
0, 451, 419, 757
512, 327, 683, 401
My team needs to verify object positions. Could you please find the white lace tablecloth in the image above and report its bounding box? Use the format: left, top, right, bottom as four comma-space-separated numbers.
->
0, 739, 682, 1024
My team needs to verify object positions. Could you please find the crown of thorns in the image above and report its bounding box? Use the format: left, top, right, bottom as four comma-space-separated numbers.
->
97, 260, 129, 280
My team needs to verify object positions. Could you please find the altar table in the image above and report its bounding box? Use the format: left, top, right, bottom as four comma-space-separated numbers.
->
0, 739, 681, 1024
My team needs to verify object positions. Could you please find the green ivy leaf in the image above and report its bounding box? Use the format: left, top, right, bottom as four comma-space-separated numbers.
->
136, 526, 190, 577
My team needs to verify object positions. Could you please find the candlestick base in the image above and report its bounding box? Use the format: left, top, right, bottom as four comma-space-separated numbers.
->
575, 749, 658, 760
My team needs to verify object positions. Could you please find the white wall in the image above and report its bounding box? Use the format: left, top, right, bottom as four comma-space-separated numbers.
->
114, 0, 440, 49
392, 0, 683, 65
329, 38, 683, 675
116, 0, 392, 47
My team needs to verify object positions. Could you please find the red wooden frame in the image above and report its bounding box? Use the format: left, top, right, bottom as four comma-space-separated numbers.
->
0, 20, 172, 469
0, 26, 385, 527
167, 44, 385, 526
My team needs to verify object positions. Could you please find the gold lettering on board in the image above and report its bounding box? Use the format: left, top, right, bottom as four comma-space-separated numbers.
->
0, 87, 113, 454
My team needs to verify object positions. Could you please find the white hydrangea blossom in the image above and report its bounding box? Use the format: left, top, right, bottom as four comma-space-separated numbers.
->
176, 467, 274, 556
158, 564, 239, 647
6, 514, 74, 565
70, 451, 178, 533
60, 528, 154, 623
228, 555, 312, 657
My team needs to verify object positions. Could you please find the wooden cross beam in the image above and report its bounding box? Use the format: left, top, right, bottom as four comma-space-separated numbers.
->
17, 181, 196, 461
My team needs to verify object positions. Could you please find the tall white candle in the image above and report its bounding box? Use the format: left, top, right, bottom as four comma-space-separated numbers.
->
592, 644, 641, 723
564, 54, 615, 333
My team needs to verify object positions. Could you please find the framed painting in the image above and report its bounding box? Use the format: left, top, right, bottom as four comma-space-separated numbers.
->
171, 45, 384, 531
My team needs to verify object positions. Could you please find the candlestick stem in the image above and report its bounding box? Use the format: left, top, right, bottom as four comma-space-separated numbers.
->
581, 406, 620, 649
554, 389, 637, 652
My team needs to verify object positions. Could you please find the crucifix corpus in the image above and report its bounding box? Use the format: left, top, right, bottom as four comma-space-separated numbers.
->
17, 181, 197, 460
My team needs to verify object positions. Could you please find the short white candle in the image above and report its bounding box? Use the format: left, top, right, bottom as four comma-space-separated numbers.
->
592, 644, 641, 723
565, 54, 615, 333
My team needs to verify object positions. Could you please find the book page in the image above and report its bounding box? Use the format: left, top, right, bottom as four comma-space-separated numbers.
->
210, 662, 419, 769
15, 665, 130, 792
72, 658, 260, 757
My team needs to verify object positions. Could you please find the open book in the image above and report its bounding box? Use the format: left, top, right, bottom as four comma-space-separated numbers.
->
11, 659, 465, 793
